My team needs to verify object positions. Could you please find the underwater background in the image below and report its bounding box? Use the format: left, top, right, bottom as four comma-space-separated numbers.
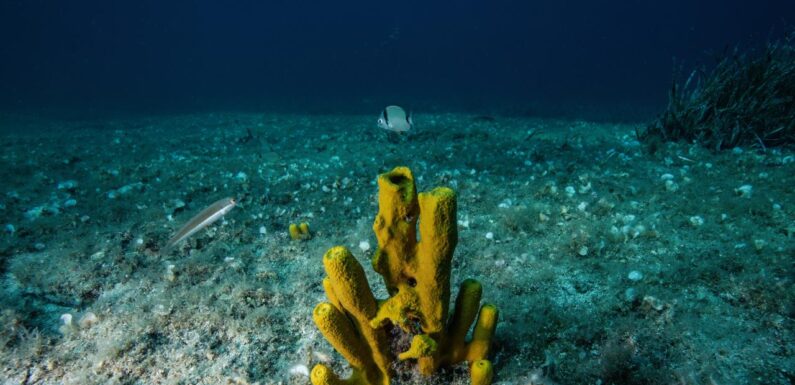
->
1, 0, 793, 118
1, 1, 795, 385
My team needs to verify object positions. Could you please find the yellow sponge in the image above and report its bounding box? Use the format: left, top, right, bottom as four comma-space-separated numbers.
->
289, 222, 311, 240
311, 167, 498, 385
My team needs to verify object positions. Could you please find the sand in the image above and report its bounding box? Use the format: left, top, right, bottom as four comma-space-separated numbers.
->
0, 112, 792, 385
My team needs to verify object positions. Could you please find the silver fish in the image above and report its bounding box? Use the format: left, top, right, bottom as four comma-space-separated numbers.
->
166, 197, 237, 248
377, 105, 413, 133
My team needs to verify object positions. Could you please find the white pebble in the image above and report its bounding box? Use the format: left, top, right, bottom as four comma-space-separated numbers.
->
57, 180, 78, 190
358, 240, 371, 252
627, 270, 643, 281
165, 264, 176, 282
485, 232, 494, 240
172, 199, 186, 211
313, 351, 332, 363
289, 364, 310, 377
735, 184, 753, 198
689, 216, 704, 227
259, 226, 267, 235
564, 186, 576, 197
60, 313, 73, 326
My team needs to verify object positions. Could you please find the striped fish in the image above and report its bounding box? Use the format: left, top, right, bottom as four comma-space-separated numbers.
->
377, 105, 413, 133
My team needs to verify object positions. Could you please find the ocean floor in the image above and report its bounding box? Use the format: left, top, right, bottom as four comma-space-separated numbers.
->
0, 112, 793, 385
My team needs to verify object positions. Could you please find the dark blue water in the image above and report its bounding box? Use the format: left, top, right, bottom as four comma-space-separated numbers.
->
1, 0, 793, 119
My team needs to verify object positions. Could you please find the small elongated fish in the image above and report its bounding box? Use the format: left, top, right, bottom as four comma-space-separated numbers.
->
166, 197, 237, 248
377, 105, 413, 133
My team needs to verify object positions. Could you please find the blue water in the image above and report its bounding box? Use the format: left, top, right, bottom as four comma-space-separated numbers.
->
1, 0, 793, 119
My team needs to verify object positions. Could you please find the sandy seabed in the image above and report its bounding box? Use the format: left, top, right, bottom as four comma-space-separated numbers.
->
0, 112, 792, 385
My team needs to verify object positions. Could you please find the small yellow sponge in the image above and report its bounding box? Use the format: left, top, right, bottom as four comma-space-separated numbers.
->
471, 360, 494, 385
289, 222, 311, 240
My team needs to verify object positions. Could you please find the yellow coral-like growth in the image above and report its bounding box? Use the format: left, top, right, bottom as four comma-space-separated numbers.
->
312, 167, 498, 385
312, 246, 391, 385
471, 360, 494, 385
289, 222, 311, 240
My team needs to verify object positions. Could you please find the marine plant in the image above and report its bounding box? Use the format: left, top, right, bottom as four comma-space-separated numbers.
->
311, 166, 498, 385
640, 32, 795, 150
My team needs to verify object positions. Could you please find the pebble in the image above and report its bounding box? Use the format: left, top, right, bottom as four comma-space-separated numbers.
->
358, 240, 371, 252
627, 270, 643, 281
173, 199, 186, 210
60, 313, 73, 326
689, 216, 704, 227
485, 232, 494, 240
289, 364, 309, 377
624, 287, 638, 302
165, 264, 176, 282
25, 206, 45, 220
735, 184, 753, 198
79, 312, 99, 329
57, 180, 78, 190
